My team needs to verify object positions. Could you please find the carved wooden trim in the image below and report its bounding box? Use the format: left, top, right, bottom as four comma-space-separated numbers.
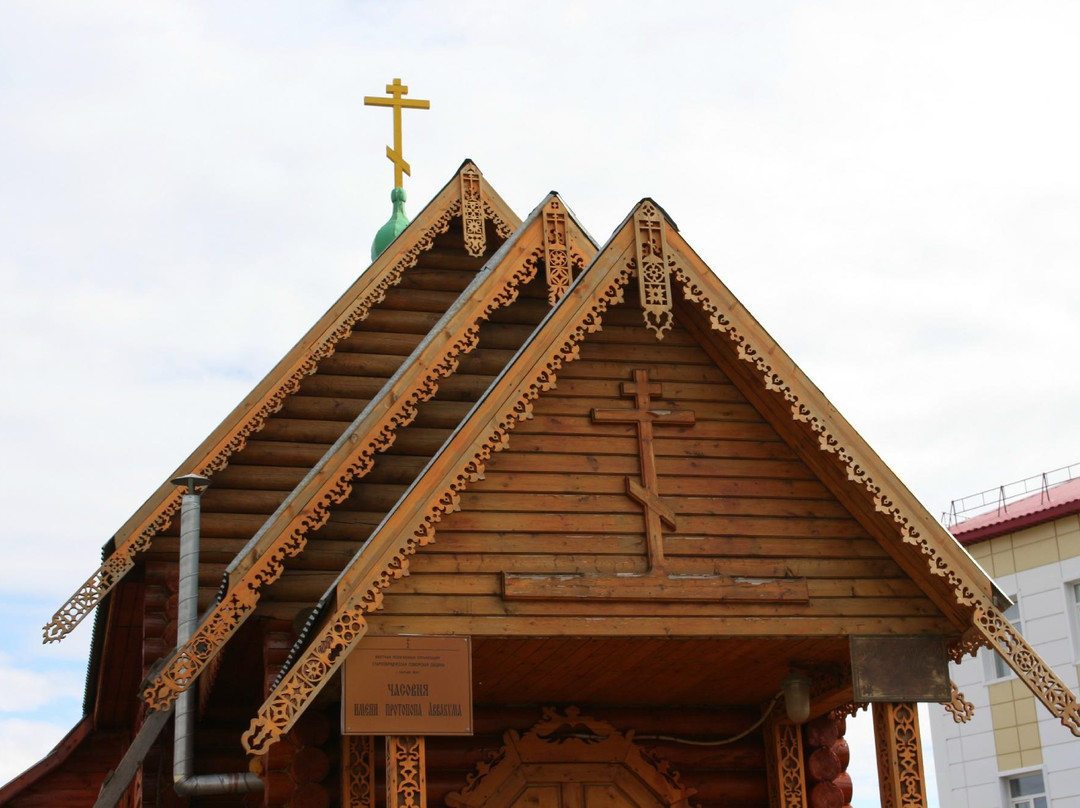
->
461, 165, 486, 258
873, 703, 926, 808
941, 679, 974, 724
633, 202, 674, 339
543, 198, 572, 305
240, 233, 636, 754
142, 240, 547, 711
765, 720, 807, 808
44, 198, 469, 645
446, 707, 695, 808
387, 736, 426, 808
44, 161, 528, 645
484, 200, 516, 241
343, 736, 375, 808
973, 601, 1080, 735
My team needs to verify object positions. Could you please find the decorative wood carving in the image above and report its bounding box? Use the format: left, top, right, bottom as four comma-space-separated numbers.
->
543, 198, 572, 304
387, 736, 426, 808
343, 736, 375, 808
240, 243, 637, 754
668, 256, 1080, 736
143, 242, 546, 711
941, 679, 974, 724
633, 202, 674, 339
44, 164, 521, 645
593, 368, 693, 572
446, 707, 695, 808
872, 702, 926, 808
973, 601, 1080, 735
461, 165, 486, 258
765, 720, 806, 808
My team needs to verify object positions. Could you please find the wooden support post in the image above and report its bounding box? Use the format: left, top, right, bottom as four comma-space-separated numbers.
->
343, 736, 375, 808
872, 703, 927, 808
765, 719, 807, 808
387, 736, 426, 808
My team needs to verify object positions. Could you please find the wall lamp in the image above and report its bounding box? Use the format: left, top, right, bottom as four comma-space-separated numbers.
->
781, 672, 812, 724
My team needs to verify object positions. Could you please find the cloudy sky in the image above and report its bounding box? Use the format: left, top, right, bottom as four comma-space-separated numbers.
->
2, 1, 1079, 804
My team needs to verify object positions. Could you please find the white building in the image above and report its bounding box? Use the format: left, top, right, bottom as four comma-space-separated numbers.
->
930, 473, 1080, 808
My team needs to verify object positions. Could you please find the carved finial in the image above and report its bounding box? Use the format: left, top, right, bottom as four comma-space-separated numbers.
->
632, 202, 674, 339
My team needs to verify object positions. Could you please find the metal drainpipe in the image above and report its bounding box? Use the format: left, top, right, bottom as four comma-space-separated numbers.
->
170, 474, 263, 797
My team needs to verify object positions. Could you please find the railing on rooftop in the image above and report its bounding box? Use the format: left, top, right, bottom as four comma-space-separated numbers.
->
943, 462, 1080, 528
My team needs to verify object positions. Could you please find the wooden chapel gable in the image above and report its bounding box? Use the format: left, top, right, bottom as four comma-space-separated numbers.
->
139, 193, 598, 711
238, 199, 1080, 755
43, 160, 522, 645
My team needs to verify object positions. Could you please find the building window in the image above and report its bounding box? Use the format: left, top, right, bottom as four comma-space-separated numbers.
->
991, 598, 1022, 680
1007, 771, 1047, 808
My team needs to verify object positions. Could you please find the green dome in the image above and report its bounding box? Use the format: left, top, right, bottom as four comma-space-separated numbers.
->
371, 187, 410, 260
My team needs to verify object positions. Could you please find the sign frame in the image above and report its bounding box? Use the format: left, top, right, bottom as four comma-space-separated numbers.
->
341, 635, 473, 736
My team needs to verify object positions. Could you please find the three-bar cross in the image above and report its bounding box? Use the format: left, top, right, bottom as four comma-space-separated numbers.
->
364, 78, 430, 188
591, 369, 695, 572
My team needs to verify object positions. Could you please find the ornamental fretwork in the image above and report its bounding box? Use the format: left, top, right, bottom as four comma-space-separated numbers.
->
543, 198, 571, 304
765, 720, 807, 808
873, 703, 926, 808
974, 601, 1080, 735
387, 736, 426, 808
240, 259, 634, 754
941, 679, 975, 724
143, 244, 547, 712
343, 736, 375, 808
460, 165, 485, 258
633, 202, 674, 338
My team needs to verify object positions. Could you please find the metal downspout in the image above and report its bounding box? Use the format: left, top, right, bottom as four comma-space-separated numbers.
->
170, 474, 263, 797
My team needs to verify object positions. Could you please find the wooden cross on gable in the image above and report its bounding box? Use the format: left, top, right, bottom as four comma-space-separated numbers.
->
592, 369, 694, 572
502, 369, 809, 604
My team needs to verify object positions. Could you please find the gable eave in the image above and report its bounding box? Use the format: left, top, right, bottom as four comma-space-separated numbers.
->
140, 192, 598, 712
43, 161, 522, 645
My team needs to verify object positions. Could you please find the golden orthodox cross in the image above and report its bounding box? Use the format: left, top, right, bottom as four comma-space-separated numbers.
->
591, 369, 695, 572
364, 78, 430, 188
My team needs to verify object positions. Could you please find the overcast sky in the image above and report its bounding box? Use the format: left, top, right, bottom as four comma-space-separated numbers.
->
2, 2, 1079, 804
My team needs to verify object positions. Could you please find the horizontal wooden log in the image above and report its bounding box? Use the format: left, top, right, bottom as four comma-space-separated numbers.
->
337, 329, 426, 355
420, 533, 885, 560
474, 472, 832, 499
299, 373, 392, 399
315, 352, 406, 377
408, 553, 904, 579
501, 573, 810, 603
543, 377, 749, 403
378, 573, 926, 599
365, 614, 955, 636
808, 747, 842, 782
200, 489, 289, 514
435, 511, 869, 539
353, 309, 442, 334
374, 594, 942, 619
558, 359, 729, 384
452, 492, 850, 519
514, 416, 778, 440
484, 453, 812, 479
394, 267, 479, 292
379, 287, 463, 312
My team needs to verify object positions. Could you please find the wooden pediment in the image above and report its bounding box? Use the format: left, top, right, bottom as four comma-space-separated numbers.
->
239, 197, 1080, 753
446, 707, 696, 808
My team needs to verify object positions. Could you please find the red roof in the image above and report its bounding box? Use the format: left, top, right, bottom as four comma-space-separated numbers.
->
951, 476, 1080, 545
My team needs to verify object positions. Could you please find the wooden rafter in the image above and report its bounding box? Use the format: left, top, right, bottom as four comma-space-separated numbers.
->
140, 196, 595, 711
42, 161, 521, 645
